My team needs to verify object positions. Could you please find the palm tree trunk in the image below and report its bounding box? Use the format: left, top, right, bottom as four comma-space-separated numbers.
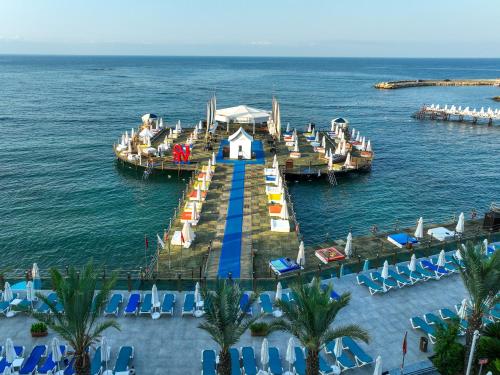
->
218, 349, 231, 375
74, 351, 91, 375
306, 348, 320, 375
464, 314, 481, 374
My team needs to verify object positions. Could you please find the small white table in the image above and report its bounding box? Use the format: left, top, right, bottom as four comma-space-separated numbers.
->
115, 372, 130, 375
331, 364, 341, 375
10, 298, 23, 306
102, 370, 114, 375
12, 357, 25, 368
272, 310, 283, 318
151, 311, 161, 320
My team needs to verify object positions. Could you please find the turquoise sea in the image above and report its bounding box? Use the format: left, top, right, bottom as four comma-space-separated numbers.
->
0, 56, 499, 272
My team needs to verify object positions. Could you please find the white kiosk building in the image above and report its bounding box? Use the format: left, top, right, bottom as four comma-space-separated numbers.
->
228, 127, 253, 160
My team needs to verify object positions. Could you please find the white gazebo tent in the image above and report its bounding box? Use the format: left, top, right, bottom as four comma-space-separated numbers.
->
228, 127, 253, 160
215, 105, 270, 134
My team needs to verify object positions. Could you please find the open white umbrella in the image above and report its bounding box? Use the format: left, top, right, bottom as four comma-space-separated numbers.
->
409, 254, 417, 272
285, 337, 295, 372
261, 338, 269, 368
26, 281, 35, 303
333, 337, 343, 358
51, 337, 63, 372
5, 338, 16, 364
101, 336, 110, 372
275, 282, 282, 302
437, 250, 446, 267
280, 202, 289, 220
381, 261, 389, 279
373, 355, 382, 375
344, 233, 353, 258
414, 217, 424, 239
152, 284, 160, 309
3, 282, 13, 302
456, 212, 465, 234
297, 241, 305, 267
458, 298, 468, 320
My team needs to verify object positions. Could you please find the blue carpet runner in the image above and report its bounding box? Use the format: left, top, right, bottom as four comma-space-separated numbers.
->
217, 163, 246, 278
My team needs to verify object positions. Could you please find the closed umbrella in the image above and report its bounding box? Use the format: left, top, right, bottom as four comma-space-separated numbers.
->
409, 254, 417, 272
182, 222, 194, 245
275, 282, 282, 302
101, 336, 110, 373
344, 232, 352, 258
483, 239, 488, 255
314, 132, 319, 142
293, 139, 299, 153
361, 137, 366, 151
280, 202, 289, 220
194, 282, 201, 307
285, 338, 295, 372
26, 281, 35, 303
152, 284, 160, 308
381, 261, 389, 279
458, 298, 468, 320
344, 152, 351, 167
333, 337, 343, 358
191, 201, 199, 222
196, 185, 202, 201
335, 142, 341, 155
456, 212, 465, 234
373, 355, 382, 375
201, 174, 207, 191
340, 140, 347, 155
414, 217, 424, 239
261, 338, 269, 369
362, 259, 370, 272
212, 152, 216, 166
51, 337, 63, 372
366, 140, 372, 152
286, 123, 290, 133
272, 154, 278, 169
32, 263, 40, 289
339, 264, 345, 277
3, 365, 12, 375
5, 338, 16, 364
437, 250, 446, 267
3, 282, 13, 302
297, 241, 305, 267
321, 136, 326, 148
455, 249, 463, 261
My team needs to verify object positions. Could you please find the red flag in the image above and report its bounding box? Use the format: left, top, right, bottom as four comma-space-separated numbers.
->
402, 331, 408, 355
145, 235, 149, 249
163, 230, 168, 242
181, 232, 185, 244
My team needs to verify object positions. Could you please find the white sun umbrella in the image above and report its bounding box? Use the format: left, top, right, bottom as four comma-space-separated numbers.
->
32, 263, 41, 290
345, 232, 353, 258
3, 282, 13, 302
483, 238, 488, 255
261, 338, 269, 368
458, 298, 468, 320
194, 281, 201, 309
414, 217, 424, 239
328, 152, 333, 170
195, 184, 202, 201
373, 355, 382, 375
340, 140, 347, 155
152, 284, 160, 309
366, 140, 372, 152
311, 128, 315, 137
351, 127, 355, 138
333, 337, 343, 358
275, 282, 283, 302
280, 202, 289, 220
146, 136, 151, 147
168, 128, 172, 138
286, 123, 290, 133
26, 281, 35, 303
321, 136, 326, 148
212, 152, 216, 166
201, 174, 207, 191
456, 212, 465, 234
272, 154, 278, 169
356, 131, 360, 142
335, 142, 341, 155
381, 260, 389, 279
297, 241, 305, 267
286, 337, 296, 372
51, 337, 63, 372
3, 365, 13, 375
454, 249, 463, 261
437, 250, 446, 267
361, 137, 366, 151
131, 128, 135, 138
127, 141, 132, 153
101, 336, 110, 372
293, 139, 299, 153
182, 222, 194, 244
409, 254, 417, 272
191, 201, 199, 222
344, 152, 351, 167
5, 338, 16, 364
314, 132, 319, 142
207, 158, 212, 173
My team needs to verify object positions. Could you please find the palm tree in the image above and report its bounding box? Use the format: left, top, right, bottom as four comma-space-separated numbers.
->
33, 263, 120, 375
198, 280, 260, 375
269, 278, 369, 375
456, 241, 499, 372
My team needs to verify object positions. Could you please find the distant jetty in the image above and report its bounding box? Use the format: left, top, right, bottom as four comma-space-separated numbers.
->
374, 79, 500, 90
493, 96, 500, 102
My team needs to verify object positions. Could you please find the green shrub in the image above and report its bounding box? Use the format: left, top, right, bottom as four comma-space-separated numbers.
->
432, 320, 464, 375
250, 322, 269, 335
478, 321, 500, 374
30, 322, 48, 333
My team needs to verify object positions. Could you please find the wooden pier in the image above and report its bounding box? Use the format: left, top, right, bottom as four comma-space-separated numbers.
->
414, 104, 500, 126
375, 78, 500, 90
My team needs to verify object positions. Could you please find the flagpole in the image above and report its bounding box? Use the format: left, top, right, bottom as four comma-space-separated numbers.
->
401, 331, 408, 375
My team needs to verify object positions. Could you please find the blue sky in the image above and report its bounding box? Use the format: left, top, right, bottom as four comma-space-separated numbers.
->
0, 0, 499, 57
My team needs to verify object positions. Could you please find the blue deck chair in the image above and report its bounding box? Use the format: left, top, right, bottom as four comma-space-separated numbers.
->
19, 344, 47, 374
370, 272, 397, 290
446, 255, 465, 268
0, 292, 19, 315
182, 293, 195, 316
388, 269, 411, 287
260, 293, 274, 315
342, 336, 373, 366
63, 357, 75, 375
239, 293, 252, 315
37, 345, 67, 374
139, 293, 152, 315
415, 264, 438, 280
36, 292, 58, 314
424, 313, 448, 328
0, 346, 25, 373
319, 352, 334, 374
160, 293, 175, 316
430, 257, 458, 273
104, 293, 123, 317
113, 346, 134, 373
90, 346, 103, 375
439, 308, 458, 320
420, 260, 449, 279
268, 347, 283, 375
229, 348, 241, 375
356, 274, 384, 295
201, 349, 216, 375
325, 341, 357, 370
124, 293, 141, 316
410, 316, 437, 343
490, 308, 500, 321
241, 346, 258, 375
280, 293, 291, 306
294, 347, 306, 375
396, 265, 426, 283
330, 290, 341, 301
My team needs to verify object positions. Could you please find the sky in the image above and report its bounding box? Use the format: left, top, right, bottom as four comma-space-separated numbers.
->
1, 0, 499, 57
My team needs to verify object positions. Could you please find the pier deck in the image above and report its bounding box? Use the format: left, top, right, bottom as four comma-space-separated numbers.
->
374, 78, 500, 89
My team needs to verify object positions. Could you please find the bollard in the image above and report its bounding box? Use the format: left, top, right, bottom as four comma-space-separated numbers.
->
127, 273, 132, 292
65, 266, 69, 276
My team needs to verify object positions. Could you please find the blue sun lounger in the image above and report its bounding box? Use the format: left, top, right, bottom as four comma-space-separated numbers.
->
410, 316, 437, 343
319, 353, 334, 374
19, 344, 47, 374
239, 293, 252, 315
229, 348, 241, 375
325, 341, 357, 370
63, 357, 75, 375
139, 293, 152, 315
0, 346, 25, 373
357, 274, 385, 295
396, 265, 426, 283
342, 336, 373, 366
91, 346, 103, 375
445, 255, 465, 269
124, 293, 141, 316
430, 257, 458, 273
201, 349, 216, 375
388, 269, 411, 287
439, 307, 458, 320
182, 293, 195, 316
268, 347, 283, 375
330, 290, 341, 301
424, 312, 448, 328
370, 272, 398, 290
420, 260, 449, 279
242, 346, 258, 375
37, 345, 67, 374
294, 347, 306, 375
415, 264, 437, 280
104, 293, 123, 316
113, 346, 134, 373
36, 292, 58, 314
160, 293, 175, 316
260, 293, 274, 315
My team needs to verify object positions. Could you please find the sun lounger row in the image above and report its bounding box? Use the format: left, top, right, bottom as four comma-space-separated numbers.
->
259, 289, 341, 316
325, 336, 373, 371
104, 292, 175, 317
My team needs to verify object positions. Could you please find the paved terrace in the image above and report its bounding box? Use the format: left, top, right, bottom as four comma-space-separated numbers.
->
0, 259, 468, 375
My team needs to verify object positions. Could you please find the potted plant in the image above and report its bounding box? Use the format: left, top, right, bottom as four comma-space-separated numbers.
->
30, 322, 48, 337
250, 322, 269, 337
